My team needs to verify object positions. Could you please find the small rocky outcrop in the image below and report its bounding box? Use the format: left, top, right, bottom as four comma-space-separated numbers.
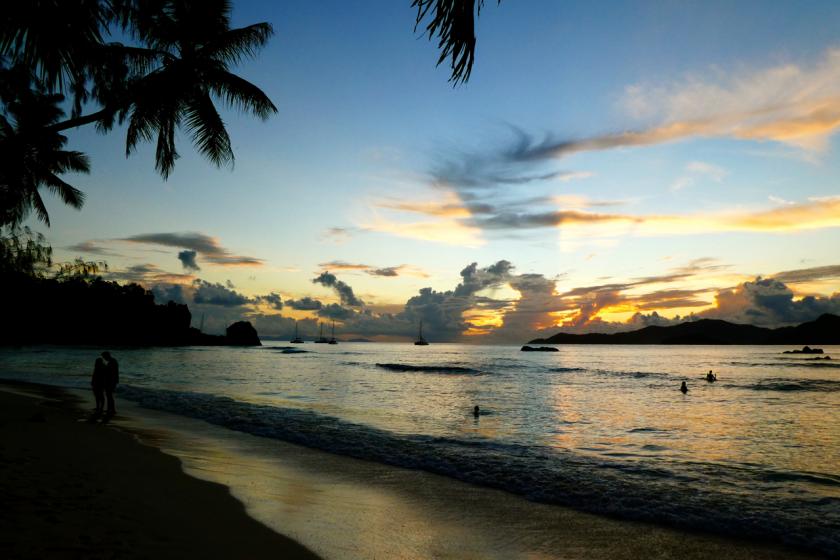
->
782, 346, 824, 354
521, 345, 559, 352
225, 321, 262, 346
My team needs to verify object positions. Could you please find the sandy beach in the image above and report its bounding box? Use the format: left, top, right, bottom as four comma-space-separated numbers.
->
0, 382, 319, 560
0, 380, 821, 559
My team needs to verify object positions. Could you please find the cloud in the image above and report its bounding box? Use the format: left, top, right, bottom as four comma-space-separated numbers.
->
121, 232, 263, 267
65, 240, 121, 257
317, 303, 356, 320
285, 297, 323, 311
318, 261, 430, 278
622, 49, 840, 151
702, 277, 840, 326
107, 263, 196, 285
372, 192, 840, 240
192, 280, 252, 307
320, 227, 364, 244
177, 250, 200, 271
670, 161, 728, 191
257, 292, 283, 311
150, 284, 187, 305
312, 271, 364, 306
771, 264, 840, 284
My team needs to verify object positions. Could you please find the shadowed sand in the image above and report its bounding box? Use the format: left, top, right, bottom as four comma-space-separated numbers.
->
0, 383, 319, 560
0, 381, 819, 559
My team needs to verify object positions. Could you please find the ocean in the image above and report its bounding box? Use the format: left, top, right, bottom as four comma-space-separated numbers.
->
1, 342, 838, 555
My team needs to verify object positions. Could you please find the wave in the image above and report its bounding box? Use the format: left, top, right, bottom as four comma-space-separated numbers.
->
729, 360, 840, 369
740, 378, 840, 392
548, 366, 586, 373
117, 385, 839, 556
594, 369, 670, 380
375, 363, 483, 375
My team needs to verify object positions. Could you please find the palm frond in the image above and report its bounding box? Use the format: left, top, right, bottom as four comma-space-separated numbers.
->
51, 150, 91, 174
413, 0, 488, 85
184, 93, 233, 168
43, 173, 86, 209
202, 23, 273, 66
207, 69, 277, 120
30, 188, 50, 227
154, 116, 178, 179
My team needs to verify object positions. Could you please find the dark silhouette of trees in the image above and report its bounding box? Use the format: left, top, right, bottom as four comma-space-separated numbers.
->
0, 72, 88, 227
1, 0, 277, 226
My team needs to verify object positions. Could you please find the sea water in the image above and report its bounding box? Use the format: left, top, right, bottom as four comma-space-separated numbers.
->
1, 343, 838, 554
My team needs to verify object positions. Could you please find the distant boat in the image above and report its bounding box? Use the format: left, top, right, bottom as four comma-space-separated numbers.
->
314, 322, 329, 343
414, 321, 429, 346
290, 321, 304, 344
328, 321, 338, 344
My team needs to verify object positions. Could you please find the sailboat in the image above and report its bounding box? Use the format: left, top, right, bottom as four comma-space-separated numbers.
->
290, 321, 304, 344
414, 321, 429, 346
328, 321, 338, 344
314, 322, 329, 343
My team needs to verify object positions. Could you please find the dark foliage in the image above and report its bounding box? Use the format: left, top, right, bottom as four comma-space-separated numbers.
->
1, 0, 277, 226
414, 0, 496, 85
1, 271, 260, 346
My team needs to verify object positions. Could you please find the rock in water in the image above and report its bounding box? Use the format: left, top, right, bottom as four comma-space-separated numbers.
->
225, 321, 262, 346
521, 345, 559, 352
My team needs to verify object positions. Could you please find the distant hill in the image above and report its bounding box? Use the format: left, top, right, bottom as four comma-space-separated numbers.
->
528, 314, 840, 345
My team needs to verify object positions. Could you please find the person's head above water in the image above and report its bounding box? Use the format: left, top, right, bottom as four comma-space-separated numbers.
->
473, 405, 480, 416
680, 381, 688, 392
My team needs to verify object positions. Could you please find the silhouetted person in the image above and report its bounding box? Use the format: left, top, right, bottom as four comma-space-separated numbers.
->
473, 405, 480, 418
680, 381, 688, 394
102, 352, 119, 416
706, 370, 717, 383
91, 357, 106, 415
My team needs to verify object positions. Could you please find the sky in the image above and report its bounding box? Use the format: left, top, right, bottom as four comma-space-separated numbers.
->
34, 0, 840, 341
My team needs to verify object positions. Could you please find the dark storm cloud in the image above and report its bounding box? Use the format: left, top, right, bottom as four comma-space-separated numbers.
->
177, 250, 200, 271
121, 232, 263, 267
312, 271, 364, 306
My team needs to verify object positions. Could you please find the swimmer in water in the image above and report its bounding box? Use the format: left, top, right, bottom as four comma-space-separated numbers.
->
680, 381, 688, 394
706, 370, 717, 382
473, 405, 480, 418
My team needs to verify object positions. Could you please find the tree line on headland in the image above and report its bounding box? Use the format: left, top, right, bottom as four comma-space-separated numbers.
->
1, 231, 259, 346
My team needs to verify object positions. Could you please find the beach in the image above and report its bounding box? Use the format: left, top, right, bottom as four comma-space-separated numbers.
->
0, 379, 820, 559
0, 383, 318, 560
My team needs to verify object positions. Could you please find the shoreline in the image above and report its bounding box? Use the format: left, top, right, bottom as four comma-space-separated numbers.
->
0, 380, 820, 559
0, 381, 319, 560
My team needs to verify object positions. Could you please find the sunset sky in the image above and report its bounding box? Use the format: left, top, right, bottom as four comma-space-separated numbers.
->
36, 0, 840, 341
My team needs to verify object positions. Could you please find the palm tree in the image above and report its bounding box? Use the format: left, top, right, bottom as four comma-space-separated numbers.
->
51, 0, 278, 179
0, 84, 88, 227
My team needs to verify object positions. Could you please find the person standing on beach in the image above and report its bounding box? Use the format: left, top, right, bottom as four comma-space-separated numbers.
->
91, 357, 106, 415
102, 352, 119, 416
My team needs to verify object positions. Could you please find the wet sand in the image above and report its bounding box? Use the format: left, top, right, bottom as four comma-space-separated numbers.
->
0, 382, 318, 560
0, 381, 819, 559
